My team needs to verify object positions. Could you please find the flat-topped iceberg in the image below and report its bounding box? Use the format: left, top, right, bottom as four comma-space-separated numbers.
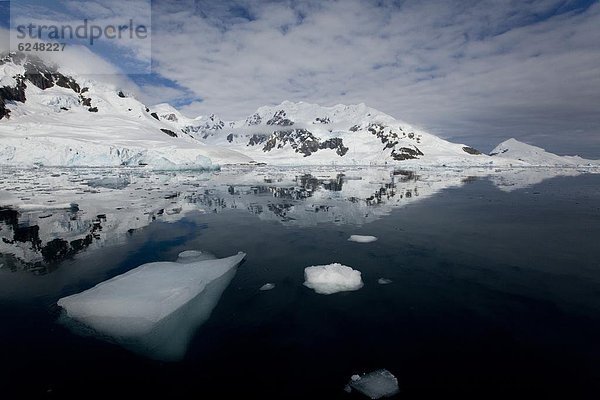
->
348, 235, 378, 243
303, 263, 363, 294
57, 250, 246, 361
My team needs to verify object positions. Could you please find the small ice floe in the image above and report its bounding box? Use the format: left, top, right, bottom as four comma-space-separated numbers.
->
345, 369, 400, 399
377, 278, 393, 285
176, 250, 216, 262
348, 235, 378, 243
304, 263, 363, 295
260, 283, 275, 291
57, 250, 246, 361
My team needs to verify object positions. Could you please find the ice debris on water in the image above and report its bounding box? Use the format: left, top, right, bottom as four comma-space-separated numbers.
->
260, 283, 275, 291
57, 250, 246, 361
346, 369, 400, 399
377, 278, 393, 285
348, 235, 378, 243
304, 263, 363, 295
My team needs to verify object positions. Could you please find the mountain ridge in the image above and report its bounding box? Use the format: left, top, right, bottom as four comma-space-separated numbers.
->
0, 53, 598, 168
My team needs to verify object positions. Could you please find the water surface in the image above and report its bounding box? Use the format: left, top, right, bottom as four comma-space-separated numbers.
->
1, 167, 599, 398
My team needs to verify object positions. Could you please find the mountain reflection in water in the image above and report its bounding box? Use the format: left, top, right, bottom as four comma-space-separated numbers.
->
0, 165, 593, 273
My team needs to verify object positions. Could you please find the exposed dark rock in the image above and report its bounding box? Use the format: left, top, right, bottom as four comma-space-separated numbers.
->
391, 146, 424, 161
462, 146, 482, 155
55, 75, 80, 93
262, 129, 348, 157
315, 117, 331, 124
88, 107, 98, 113
490, 148, 509, 156
150, 112, 160, 120
266, 110, 294, 126
0, 77, 27, 119
320, 137, 349, 156
245, 113, 262, 125
248, 133, 268, 146
160, 128, 178, 137
80, 96, 92, 107
349, 124, 360, 132
227, 133, 234, 143
117, 90, 126, 98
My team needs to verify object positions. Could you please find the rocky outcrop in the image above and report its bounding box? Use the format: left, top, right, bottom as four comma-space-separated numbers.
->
266, 110, 294, 126
462, 146, 481, 155
160, 128, 178, 137
262, 129, 348, 157
0, 52, 88, 119
391, 146, 424, 160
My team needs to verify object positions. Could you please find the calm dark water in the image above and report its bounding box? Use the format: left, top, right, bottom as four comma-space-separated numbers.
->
1, 171, 599, 398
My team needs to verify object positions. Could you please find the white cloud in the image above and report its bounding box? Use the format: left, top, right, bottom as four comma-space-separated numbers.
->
145, 0, 600, 156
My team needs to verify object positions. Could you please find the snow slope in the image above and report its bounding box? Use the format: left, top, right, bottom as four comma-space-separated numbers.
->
490, 138, 600, 167
2, 54, 598, 168
0, 53, 251, 169
157, 100, 499, 166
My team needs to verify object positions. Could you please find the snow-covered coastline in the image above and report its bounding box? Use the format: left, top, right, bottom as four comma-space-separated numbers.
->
2, 53, 598, 170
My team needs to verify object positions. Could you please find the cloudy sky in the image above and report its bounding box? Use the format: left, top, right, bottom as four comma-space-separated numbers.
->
2, 0, 600, 156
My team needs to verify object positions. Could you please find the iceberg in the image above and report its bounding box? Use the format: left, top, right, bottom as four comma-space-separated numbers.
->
377, 278, 393, 285
346, 369, 400, 399
57, 251, 246, 361
303, 263, 363, 295
259, 283, 276, 291
348, 235, 378, 243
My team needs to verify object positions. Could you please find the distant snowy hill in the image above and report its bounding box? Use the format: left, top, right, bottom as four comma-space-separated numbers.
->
490, 138, 599, 167
0, 53, 251, 169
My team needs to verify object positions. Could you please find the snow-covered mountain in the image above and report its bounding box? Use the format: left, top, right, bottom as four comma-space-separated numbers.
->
490, 138, 599, 167
155, 102, 599, 167
1, 52, 598, 168
153, 100, 494, 166
0, 53, 251, 169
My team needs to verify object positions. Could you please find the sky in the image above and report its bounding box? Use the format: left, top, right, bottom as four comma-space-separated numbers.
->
1, 0, 600, 156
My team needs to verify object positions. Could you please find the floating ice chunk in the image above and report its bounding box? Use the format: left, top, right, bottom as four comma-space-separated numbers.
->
377, 278, 393, 285
177, 250, 217, 263
57, 251, 246, 361
303, 263, 363, 295
260, 283, 275, 291
86, 177, 130, 189
347, 369, 400, 399
348, 235, 378, 243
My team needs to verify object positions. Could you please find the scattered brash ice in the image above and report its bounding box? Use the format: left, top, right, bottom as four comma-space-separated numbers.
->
348, 235, 378, 243
304, 263, 363, 295
346, 369, 400, 399
260, 283, 275, 291
57, 251, 246, 361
